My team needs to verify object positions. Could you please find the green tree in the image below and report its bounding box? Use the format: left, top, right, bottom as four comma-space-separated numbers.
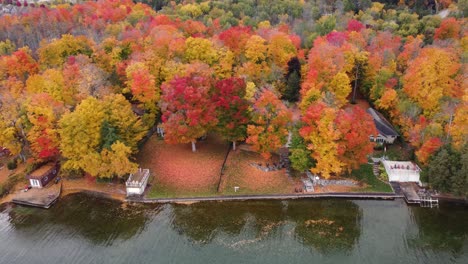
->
451, 145, 468, 197
289, 127, 314, 172
315, 15, 336, 36
425, 145, 461, 194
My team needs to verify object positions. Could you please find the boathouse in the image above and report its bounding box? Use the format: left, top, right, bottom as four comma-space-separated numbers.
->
126, 168, 150, 196
367, 108, 398, 144
382, 160, 421, 183
27, 162, 60, 188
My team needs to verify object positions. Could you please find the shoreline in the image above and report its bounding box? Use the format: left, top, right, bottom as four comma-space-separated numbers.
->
60, 188, 126, 202
2, 186, 466, 207
127, 192, 400, 204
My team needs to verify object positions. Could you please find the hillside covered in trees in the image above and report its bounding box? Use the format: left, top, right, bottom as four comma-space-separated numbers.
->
0, 0, 466, 195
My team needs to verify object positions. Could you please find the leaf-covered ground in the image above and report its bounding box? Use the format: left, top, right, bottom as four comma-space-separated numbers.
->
137, 135, 229, 198
220, 149, 297, 195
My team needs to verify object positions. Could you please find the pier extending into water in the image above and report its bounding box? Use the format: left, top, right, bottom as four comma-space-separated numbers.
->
391, 182, 439, 208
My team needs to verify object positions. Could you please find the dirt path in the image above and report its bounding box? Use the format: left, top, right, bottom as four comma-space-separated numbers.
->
1, 177, 127, 205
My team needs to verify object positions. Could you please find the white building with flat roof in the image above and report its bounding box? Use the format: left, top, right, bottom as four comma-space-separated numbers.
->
382, 160, 421, 182
126, 168, 150, 196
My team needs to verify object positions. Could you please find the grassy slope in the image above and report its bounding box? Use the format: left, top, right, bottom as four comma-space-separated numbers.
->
350, 164, 393, 193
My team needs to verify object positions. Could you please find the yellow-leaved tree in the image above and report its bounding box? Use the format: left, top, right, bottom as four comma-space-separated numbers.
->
300, 103, 343, 178
58, 94, 147, 178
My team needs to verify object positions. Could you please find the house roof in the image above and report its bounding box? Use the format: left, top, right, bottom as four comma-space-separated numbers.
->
382, 160, 421, 172
28, 162, 56, 179
366, 108, 399, 137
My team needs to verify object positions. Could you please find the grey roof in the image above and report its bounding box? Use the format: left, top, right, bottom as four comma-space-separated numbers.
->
366, 108, 399, 137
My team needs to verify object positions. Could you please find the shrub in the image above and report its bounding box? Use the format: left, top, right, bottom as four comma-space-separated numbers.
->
60, 168, 84, 179
0, 173, 24, 197
379, 165, 389, 181
25, 162, 39, 174
7, 160, 17, 170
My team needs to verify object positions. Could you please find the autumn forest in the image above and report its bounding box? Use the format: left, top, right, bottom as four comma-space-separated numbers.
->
0, 0, 466, 195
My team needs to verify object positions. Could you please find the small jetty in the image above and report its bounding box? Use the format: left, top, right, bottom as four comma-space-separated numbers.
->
12, 183, 61, 209
391, 182, 438, 208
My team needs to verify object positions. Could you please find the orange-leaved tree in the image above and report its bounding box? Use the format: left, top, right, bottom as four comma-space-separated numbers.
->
26, 93, 65, 161
300, 104, 376, 178
246, 90, 292, 159
403, 47, 460, 117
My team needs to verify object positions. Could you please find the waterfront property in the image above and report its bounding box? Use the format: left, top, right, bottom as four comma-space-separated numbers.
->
367, 108, 399, 144
11, 180, 61, 208
126, 168, 150, 196
382, 160, 421, 182
27, 162, 59, 188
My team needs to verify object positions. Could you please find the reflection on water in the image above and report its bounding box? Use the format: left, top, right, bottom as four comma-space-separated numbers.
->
289, 200, 361, 252
3, 194, 157, 246
408, 203, 468, 254
0, 194, 467, 264
172, 200, 361, 253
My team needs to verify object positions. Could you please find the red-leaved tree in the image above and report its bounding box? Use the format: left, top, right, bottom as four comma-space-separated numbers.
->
212, 77, 250, 150
336, 106, 377, 173
160, 75, 218, 152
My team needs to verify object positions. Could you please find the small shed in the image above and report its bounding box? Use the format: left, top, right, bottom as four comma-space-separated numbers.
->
367, 108, 399, 144
126, 168, 150, 196
382, 160, 421, 183
27, 162, 60, 188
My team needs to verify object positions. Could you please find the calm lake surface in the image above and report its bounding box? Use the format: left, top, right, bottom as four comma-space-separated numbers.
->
0, 194, 467, 264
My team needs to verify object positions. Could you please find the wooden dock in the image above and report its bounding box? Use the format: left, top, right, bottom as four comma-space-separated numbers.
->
400, 182, 421, 204
12, 183, 61, 209
391, 182, 438, 207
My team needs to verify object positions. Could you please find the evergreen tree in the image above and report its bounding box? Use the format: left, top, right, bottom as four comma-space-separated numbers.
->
284, 71, 301, 102
451, 145, 468, 197
282, 57, 301, 102
426, 145, 461, 194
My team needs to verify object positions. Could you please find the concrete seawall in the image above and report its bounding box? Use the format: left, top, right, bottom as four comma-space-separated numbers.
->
127, 192, 402, 204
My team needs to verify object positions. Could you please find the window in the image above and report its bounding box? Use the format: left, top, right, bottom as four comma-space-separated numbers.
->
30, 179, 41, 187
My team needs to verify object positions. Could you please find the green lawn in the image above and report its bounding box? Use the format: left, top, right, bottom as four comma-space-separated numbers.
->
145, 175, 219, 199
349, 164, 393, 193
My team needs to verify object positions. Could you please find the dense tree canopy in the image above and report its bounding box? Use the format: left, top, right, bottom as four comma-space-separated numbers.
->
0, 0, 465, 187
58, 94, 146, 177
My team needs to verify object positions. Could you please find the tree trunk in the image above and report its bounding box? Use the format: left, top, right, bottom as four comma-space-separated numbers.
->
232, 141, 236, 151
352, 64, 358, 104
191, 141, 197, 152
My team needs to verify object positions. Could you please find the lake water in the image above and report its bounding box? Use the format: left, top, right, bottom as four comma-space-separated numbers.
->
0, 194, 467, 264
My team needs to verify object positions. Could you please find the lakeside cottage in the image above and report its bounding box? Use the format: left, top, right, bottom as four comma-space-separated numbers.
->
382, 160, 421, 183
27, 162, 60, 188
126, 168, 150, 196
367, 108, 398, 144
